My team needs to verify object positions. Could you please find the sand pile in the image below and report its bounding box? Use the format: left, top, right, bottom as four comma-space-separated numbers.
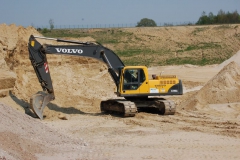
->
0, 24, 40, 68
0, 24, 40, 97
181, 61, 240, 110
0, 102, 96, 160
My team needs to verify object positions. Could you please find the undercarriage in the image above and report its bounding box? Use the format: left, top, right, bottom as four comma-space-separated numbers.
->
100, 98, 176, 116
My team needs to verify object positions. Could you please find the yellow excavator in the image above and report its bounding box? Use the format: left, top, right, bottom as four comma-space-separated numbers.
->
28, 35, 183, 120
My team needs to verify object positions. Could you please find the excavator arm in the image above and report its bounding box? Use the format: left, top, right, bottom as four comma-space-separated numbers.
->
28, 35, 125, 119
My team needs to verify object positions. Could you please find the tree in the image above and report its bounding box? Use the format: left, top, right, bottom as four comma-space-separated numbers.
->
217, 9, 226, 23
49, 19, 54, 30
231, 11, 240, 23
136, 18, 157, 27
208, 12, 214, 24
196, 11, 210, 25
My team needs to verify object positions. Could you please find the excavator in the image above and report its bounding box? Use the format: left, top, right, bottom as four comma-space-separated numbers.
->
28, 35, 183, 120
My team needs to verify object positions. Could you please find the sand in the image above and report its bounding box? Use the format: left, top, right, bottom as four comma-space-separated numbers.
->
0, 24, 240, 160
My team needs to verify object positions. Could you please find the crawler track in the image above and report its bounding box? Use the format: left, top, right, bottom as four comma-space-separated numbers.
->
100, 98, 176, 116
101, 99, 137, 117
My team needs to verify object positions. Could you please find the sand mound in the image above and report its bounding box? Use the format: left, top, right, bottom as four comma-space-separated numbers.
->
0, 24, 41, 68
218, 50, 240, 69
0, 24, 40, 98
178, 49, 240, 117
181, 61, 240, 110
198, 61, 240, 104
0, 102, 96, 159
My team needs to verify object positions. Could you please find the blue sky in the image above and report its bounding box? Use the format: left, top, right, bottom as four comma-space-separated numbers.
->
0, 0, 239, 28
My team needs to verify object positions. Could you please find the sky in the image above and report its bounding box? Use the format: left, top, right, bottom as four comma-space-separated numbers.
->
0, 0, 239, 28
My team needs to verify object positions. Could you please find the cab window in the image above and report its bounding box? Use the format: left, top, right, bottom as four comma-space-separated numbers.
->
123, 68, 145, 90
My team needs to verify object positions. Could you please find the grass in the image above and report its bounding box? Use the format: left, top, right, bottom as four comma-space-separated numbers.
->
116, 49, 144, 57
185, 42, 221, 51
191, 27, 208, 35
165, 57, 224, 66
122, 56, 155, 66
213, 24, 232, 30
116, 48, 160, 57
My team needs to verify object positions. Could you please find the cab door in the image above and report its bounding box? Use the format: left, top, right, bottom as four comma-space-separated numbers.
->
122, 68, 146, 94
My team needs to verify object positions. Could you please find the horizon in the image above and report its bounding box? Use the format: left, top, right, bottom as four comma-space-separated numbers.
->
0, 0, 239, 28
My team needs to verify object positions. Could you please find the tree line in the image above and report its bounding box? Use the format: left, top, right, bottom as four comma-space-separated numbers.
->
196, 10, 240, 25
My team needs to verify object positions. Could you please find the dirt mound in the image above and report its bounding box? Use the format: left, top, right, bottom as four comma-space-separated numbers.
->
0, 24, 40, 68
180, 61, 240, 110
0, 102, 99, 160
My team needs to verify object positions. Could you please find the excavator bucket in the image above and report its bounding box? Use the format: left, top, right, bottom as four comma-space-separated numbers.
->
30, 91, 54, 120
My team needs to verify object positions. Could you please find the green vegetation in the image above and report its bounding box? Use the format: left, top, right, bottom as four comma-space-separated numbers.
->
123, 58, 146, 66
123, 56, 156, 66
196, 10, 240, 25
176, 42, 221, 53
136, 18, 157, 27
116, 49, 144, 57
116, 48, 159, 57
185, 43, 221, 51
191, 27, 208, 35
213, 25, 232, 30
41, 28, 50, 33
165, 57, 224, 66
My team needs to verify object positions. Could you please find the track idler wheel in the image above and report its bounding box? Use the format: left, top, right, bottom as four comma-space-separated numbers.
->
158, 100, 176, 115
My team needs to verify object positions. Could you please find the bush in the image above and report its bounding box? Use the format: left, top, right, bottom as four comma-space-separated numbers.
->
136, 18, 157, 27
42, 28, 49, 33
